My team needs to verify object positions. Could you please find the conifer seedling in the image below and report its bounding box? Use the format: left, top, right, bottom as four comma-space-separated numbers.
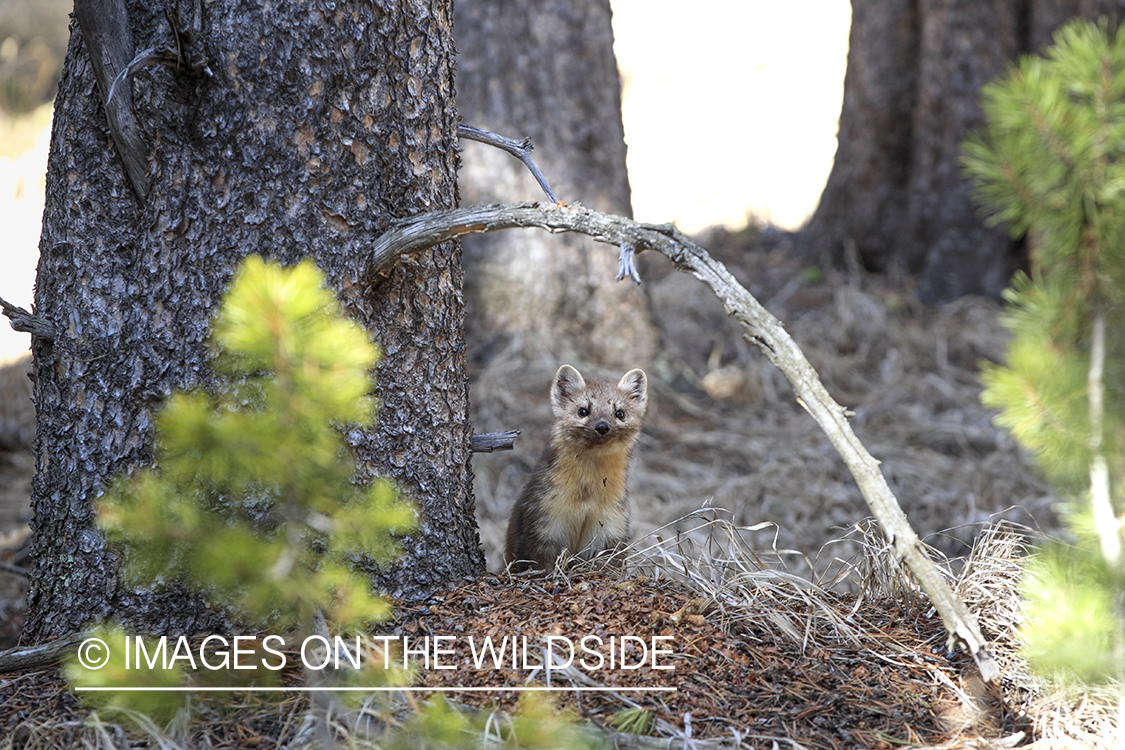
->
964, 18, 1125, 702
67, 255, 415, 718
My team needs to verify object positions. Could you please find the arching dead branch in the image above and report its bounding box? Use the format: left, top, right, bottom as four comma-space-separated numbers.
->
371, 201, 999, 682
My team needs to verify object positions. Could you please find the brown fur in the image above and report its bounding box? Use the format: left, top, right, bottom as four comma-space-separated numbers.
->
504, 365, 648, 574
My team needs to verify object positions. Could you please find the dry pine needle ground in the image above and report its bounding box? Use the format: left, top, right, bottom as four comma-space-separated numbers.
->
1, 526, 1116, 748
390, 571, 1011, 749
0, 227, 1113, 747
0, 569, 1012, 750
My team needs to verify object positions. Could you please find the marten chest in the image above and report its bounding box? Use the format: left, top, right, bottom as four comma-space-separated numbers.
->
539, 449, 630, 555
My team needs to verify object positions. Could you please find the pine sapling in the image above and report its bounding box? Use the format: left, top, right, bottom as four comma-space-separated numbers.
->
66, 255, 415, 721
964, 16, 1125, 726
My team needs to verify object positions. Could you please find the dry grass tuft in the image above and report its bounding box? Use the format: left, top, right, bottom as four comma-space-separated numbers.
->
953, 524, 1121, 749
623, 509, 868, 650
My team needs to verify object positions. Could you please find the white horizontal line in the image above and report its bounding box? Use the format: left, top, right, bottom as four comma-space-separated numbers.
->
74, 686, 677, 693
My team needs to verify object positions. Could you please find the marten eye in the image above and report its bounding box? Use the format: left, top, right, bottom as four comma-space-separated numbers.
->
615, 409, 625, 420
578, 406, 590, 418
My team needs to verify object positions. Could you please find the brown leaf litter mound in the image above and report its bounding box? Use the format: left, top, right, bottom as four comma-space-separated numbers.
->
0, 575, 1006, 750
0, 525, 1119, 749
391, 572, 1007, 748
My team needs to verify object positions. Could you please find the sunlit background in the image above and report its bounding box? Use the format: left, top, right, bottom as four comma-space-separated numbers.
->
0, 2, 850, 362
612, 1, 849, 232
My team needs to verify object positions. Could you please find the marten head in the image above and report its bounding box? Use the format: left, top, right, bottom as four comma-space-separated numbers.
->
550, 365, 648, 451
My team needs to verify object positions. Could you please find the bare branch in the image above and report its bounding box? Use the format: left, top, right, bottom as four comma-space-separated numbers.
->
471, 430, 520, 453
0, 633, 85, 673
370, 201, 1000, 681
457, 125, 559, 203
106, 48, 175, 108
0, 295, 55, 341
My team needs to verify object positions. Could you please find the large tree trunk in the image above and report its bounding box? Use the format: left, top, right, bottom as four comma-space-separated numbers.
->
799, 0, 1125, 302
27, 0, 482, 640
455, 0, 657, 370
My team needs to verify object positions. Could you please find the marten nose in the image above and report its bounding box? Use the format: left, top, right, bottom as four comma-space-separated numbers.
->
594, 421, 610, 435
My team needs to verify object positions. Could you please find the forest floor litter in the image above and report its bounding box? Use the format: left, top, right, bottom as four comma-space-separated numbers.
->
0, 226, 1115, 747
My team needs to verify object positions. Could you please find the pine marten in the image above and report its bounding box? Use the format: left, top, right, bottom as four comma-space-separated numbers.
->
504, 365, 648, 574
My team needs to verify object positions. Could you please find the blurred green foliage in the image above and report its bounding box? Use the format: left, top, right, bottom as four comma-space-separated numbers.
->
1018, 540, 1118, 683
964, 18, 1125, 685
67, 256, 415, 722
96, 255, 414, 632
384, 694, 606, 750
64, 625, 187, 725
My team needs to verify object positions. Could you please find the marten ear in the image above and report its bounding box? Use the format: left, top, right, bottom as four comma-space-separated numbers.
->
618, 369, 647, 402
552, 365, 586, 408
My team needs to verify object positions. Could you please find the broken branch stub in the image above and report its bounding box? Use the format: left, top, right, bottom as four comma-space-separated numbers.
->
370, 201, 999, 682
73, 0, 150, 202
456, 125, 559, 204
470, 430, 520, 453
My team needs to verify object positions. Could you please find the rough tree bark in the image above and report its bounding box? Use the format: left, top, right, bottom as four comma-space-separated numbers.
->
455, 0, 657, 369
27, 0, 483, 640
799, 0, 1125, 302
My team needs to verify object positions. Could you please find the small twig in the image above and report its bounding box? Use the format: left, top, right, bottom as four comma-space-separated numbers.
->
457, 124, 559, 203
470, 430, 520, 453
615, 241, 642, 284
0, 295, 55, 340
74, 0, 150, 201
106, 48, 175, 108
370, 201, 999, 681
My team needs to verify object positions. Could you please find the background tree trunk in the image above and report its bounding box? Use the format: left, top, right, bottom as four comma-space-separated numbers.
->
28, 0, 482, 640
455, 0, 657, 370
799, 0, 1125, 302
